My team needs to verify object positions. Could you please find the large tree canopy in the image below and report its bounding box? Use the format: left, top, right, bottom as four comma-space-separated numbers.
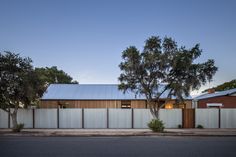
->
0, 52, 78, 129
0, 52, 43, 128
34, 66, 78, 96
118, 36, 218, 118
35, 66, 78, 86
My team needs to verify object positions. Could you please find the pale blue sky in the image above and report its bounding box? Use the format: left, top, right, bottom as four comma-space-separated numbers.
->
0, 0, 236, 94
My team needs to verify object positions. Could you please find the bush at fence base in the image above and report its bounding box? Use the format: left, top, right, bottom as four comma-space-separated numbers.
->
148, 119, 165, 132
12, 123, 24, 132
196, 124, 204, 129
178, 124, 182, 128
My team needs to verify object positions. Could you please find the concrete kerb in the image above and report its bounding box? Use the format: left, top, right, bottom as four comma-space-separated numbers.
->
0, 129, 236, 137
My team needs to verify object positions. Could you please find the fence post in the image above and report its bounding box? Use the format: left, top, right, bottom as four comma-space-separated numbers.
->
182, 108, 184, 128
107, 108, 109, 129
57, 107, 60, 129
131, 108, 134, 129
8, 108, 10, 128
219, 108, 221, 128
82, 108, 84, 129
33, 108, 35, 129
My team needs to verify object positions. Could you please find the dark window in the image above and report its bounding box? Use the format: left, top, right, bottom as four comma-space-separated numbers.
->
121, 101, 131, 108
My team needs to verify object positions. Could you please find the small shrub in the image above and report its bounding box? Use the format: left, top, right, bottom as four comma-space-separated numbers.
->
178, 124, 182, 129
12, 123, 24, 132
148, 119, 165, 132
196, 124, 204, 129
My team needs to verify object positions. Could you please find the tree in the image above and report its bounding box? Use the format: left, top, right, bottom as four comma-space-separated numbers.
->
203, 79, 236, 92
34, 66, 78, 96
35, 66, 78, 86
118, 36, 218, 119
0, 52, 44, 129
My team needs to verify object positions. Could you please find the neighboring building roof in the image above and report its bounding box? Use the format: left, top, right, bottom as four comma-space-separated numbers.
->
41, 84, 192, 100
194, 88, 236, 100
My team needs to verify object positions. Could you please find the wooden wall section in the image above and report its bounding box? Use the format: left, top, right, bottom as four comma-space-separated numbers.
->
39, 100, 191, 109
40, 100, 122, 108
131, 100, 146, 108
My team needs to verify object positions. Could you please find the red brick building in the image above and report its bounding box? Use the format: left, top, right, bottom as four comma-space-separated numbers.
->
193, 88, 236, 108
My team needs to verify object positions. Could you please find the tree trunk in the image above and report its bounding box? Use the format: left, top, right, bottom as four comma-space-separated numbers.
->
11, 108, 18, 129
149, 100, 160, 119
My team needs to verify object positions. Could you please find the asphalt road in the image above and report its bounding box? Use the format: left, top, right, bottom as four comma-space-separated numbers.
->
0, 136, 236, 157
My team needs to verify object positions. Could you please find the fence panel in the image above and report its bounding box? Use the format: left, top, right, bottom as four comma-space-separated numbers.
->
10, 109, 33, 128
59, 109, 82, 128
109, 109, 132, 128
35, 109, 57, 128
159, 109, 182, 128
195, 109, 219, 128
133, 109, 153, 128
0, 109, 8, 128
84, 109, 107, 128
221, 109, 236, 128
182, 109, 195, 128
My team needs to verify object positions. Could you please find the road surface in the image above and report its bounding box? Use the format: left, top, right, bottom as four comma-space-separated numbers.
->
0, 136, 235, 157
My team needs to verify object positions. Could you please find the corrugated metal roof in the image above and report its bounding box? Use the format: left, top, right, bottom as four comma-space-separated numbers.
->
41, 84, 191, 100
194, 88, 236, 100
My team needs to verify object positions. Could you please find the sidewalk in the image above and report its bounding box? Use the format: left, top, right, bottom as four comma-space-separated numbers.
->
1, 128, 236, 137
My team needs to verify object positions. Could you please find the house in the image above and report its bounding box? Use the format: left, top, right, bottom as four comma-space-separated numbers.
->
193, 88, 236, 108
40, 84, 192, 109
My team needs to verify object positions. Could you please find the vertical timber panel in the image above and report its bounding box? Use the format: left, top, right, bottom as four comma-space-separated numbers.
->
182, 109, 195, 128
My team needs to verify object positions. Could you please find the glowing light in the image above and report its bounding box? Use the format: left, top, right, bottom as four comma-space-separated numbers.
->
165, 103, 173, 109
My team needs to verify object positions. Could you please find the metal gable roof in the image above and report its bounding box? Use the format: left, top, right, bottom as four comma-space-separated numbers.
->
194, 88, 236, 100
41, 84, 144, 100
41, 84, 191, 100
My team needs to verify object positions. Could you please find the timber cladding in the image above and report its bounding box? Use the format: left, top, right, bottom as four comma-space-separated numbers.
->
39, 100, 192, 109
39, 100, 147, 108
182, 109, 195, 128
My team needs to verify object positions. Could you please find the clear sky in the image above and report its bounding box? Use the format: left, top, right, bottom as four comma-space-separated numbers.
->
0, 0, 236, 94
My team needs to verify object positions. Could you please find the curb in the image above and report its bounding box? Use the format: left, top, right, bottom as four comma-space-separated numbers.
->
1, 131, 236, 137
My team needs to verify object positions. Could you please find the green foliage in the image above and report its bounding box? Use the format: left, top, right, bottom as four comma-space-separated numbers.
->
148, 119, 165, 132
178, 124, 182, 129
118, 36, 218, 118
35, 66, 78, 86
34, 66, 78, 101
0, 51, 42, 110
203, 79, 236, 93
196, 124, 204, 129
0, 51, 45, 128
12, 123, 24, 132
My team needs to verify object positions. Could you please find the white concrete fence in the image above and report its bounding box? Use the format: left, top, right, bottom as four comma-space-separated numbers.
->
195, 108, 236, 128
0, 108, 235, 129
0, 108, 182, 129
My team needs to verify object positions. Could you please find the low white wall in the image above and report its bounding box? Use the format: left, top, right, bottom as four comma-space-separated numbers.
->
84, 109, 107, 128
0, 109, 8, 128
159, 109, 182, 128
220, 109, 236, 128
109, 109, 132, 128
1, 108, 235, 129
133, 109, 153, 128
195, 109, 219, 128
59, 109, 82, 128
10, 109, 33, 128
35, 109, 57, 128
